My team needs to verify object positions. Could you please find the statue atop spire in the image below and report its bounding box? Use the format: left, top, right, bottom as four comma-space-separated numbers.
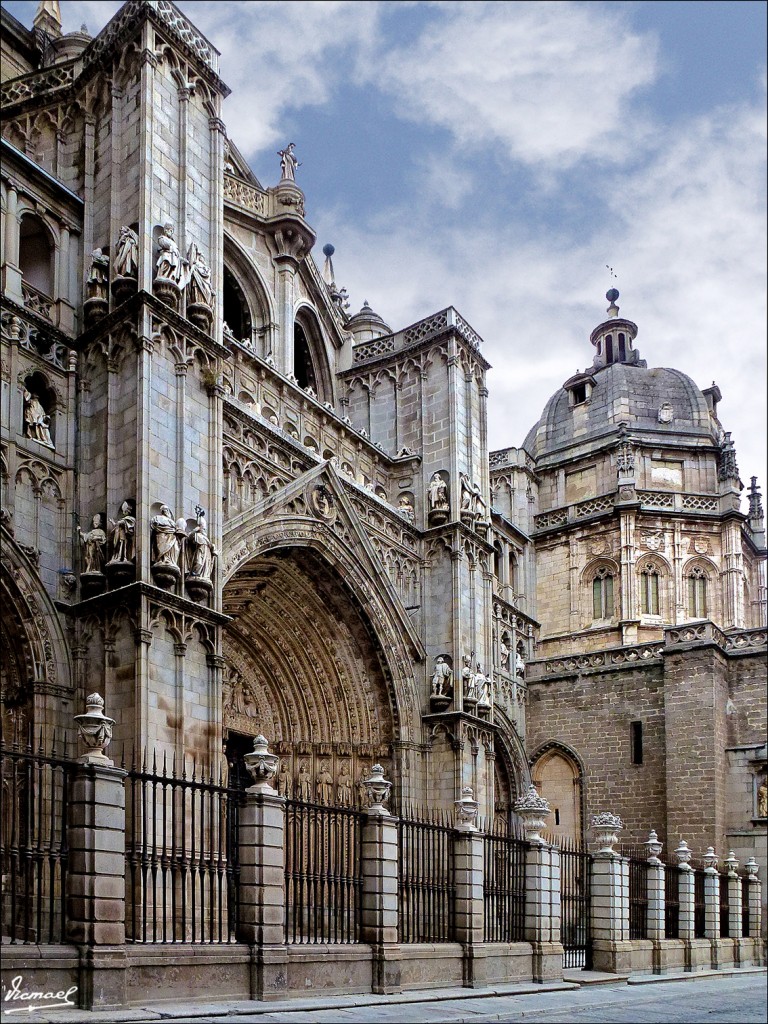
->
33, 0, 62, 38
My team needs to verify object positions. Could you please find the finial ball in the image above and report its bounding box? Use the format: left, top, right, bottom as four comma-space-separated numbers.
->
606, 287, 619, 303
322, 243, 335, 257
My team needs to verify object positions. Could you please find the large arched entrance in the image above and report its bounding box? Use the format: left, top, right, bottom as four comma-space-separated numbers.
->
222, 545, 400, 805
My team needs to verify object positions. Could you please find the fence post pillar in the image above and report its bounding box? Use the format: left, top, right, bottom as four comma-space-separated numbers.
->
452, 787, 485, 987
745, 859, 763, 966
238, 736, 288, 1000
702, 846, 723, 969
724, 852, 744, 966
67, 693, 127, 1010
675, 840, 697, 971
644, 830, 665, 973
361, 764, 401, 994
589, 812, 629, 973
515, 785, 562, 981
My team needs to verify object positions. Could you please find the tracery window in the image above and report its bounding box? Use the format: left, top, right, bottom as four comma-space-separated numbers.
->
640, 562, 660, 616
687, 566, 708, 619
592, 567, 614, 620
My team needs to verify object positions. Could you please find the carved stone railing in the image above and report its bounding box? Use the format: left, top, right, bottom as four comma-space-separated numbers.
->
403, 310, 449, 346
722, 628, 768, 651
682, 493, 719, 513
1, 61, 76, 106
664, 621, 727, 649
21, 282, 54, 322
348, 307, 485, 368
574, 494, 614, 519
533, 507, 568, 530
541, 642, 665, 676
352, 336, 395, 363
223, 174, 267, 214
636, 490, 675, 510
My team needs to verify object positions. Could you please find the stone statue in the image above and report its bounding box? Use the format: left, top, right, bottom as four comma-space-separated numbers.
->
758, 778, 768, 819
150, 504, 183, 567
398, 495, 415, 522
86, 248, 109, 297
277, 142, 300, 181
357, 765, 369, 807
276, 761, 291, 798
108, 500, 135, 564
515, 651, 525, 678
316, 761, 333, 804
500, 639, 511, 671
462, 655, 477, 700
156, 223, 183, 283
336, 762, 352, 807
114, 226, 139, 278
460, 474, 485, 520
23, 390, 53, 446
296, 761, 312, 801
78, 514, 107, 574
186, 510, 216, 581
431, 656, 452, 696
428, 472, 448, 512
474, 664, 490, 706
185, 242, 213, 309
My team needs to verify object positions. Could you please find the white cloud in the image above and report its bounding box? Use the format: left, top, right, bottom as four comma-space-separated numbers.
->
369, 0, 659, 170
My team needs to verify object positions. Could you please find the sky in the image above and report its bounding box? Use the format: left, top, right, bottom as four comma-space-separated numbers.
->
8, 1, 768, 492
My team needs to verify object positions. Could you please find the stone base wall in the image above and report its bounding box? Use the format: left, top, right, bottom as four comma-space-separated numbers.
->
652, 938, 686, 974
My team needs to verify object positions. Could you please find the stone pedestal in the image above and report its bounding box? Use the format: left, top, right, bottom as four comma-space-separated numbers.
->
589, 813, 628, 974
453, 826, 485, 987
362, 807, 401, 994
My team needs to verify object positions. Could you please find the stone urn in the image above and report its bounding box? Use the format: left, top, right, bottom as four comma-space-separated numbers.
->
645, 829, 663, 865
111, 274, 137, 303
703, 846, 719, 873
455, 786, 479, 831
363, 764, 391, 811
187, 302, 213, 334
514, 784, 551, 844
675, 839, 693, 868
243, 734, 279, 789
74, 692, 115, 765
724, 851, 739, 878
590, 811, 623, 854
153, 276, 181, 310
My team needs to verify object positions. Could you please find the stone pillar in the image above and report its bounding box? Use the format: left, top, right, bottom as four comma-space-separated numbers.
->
237, 736, 288, 1001
453, 787, 485, 987
2, 180, 23, 301
745, 858, 763, 966
675, 840, 695, 942
360, 764, 401, 994
724, 852, 745, 966
645, 831, 665, 942
515, 785, 563, 982
702, 846, 725, 969
590, 813, 630, 973
67, 694, 127, 1010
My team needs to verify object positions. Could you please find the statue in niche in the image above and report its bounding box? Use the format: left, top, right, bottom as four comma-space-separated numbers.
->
150, 504, 183, 567
276, 761, 291, 798
78, 514, 107, 575
296, 761, 312, 801
357, 765, 370, 807
316, 761, 333, 804
462, 655, 478, 701
186, 508, 216, 581
108, 500, 136, 564
460, 473, 486, 522
398, 494, 415, 522
474, 664, 491, 707
428, 472, 448, 513
277, 142, 301, 181
22, 390, 53, 446
86, 248, 109, 298
336, 762, 352, 807
758, 778, 768, 819
185, 242, 214, 325
114, 226, 139, 279
155, 223, 183, 283
431, 656, 452, 697
515, 651, 525, 678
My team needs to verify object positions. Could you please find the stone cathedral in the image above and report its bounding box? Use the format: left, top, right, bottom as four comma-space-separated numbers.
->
1, 0, 766, 894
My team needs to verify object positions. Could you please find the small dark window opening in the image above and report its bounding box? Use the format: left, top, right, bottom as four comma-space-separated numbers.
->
293, 322, 317, 391
554, 808, 561, 826
19, 215, 54, 296
631, 721, 643, 764
618, 333, 626, 360
572, 384, 587, 405
605, 335, 614, 363
223, 268, 251, 342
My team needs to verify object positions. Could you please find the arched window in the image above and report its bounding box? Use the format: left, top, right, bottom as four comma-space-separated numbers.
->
618, 333, 626, 361
493, 542, 502, 581
605, 334, 614, 363
531, 745, 583, 844
19, 214, 54, 297
639, 561, 660, 616
223, 267, 252, 343
687, 566, 708, 619
293, 322, 317, 391
592, 566, 614, 620
509, 551, 518, 593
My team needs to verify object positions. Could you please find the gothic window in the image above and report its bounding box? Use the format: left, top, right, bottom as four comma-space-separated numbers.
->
19, 214, 54, 297
618, 333, 626, 360
640, 562, 661, 616
592, 567, 614, 620
605, 334, 614, 363
493, 542, 502, 581
223, 267, 252, 343
687, 566, 708, 619
509, 550, 518, 593
293, 322, 317, 391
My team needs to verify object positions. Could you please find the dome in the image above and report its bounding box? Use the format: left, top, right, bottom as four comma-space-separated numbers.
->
523, 362, 717, 463
347, 300, 392, 342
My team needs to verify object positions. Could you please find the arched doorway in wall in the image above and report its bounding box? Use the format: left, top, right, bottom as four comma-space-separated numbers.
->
222, 546, 399, 803
294, 306, 333, 402
531, 743, 584, 844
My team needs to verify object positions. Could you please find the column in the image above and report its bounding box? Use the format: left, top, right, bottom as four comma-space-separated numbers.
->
724, 852, 743, 965
745, 858, 763, 967
675, 840, 695, 941
590, 813, 629, 974
645, 830, 665, 941
237, 736, 288, 1000
2, 180, 23, 300
274, 255, 297, 375
360, 765, 401, 994
453, 788, 485, 988
67, 694, 127, 1009
702, 846, 721, 970
516, 786, 563, 982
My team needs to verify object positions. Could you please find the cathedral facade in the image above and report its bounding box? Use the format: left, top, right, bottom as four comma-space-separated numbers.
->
1, 0, 765, 940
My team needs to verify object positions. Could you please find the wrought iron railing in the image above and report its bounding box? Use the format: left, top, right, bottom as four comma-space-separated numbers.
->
397, 808, 455, 943
0, 733, 75, 944
719, 874, 730, 938
555, 835, 592, 969
693, 869, 706, 938
483, 827, 527, 942
284, 799, 364, 944
125, 753, 243, 943
741, 876, 750, 937
628, 856, 649, 939
664, 863, 680, 939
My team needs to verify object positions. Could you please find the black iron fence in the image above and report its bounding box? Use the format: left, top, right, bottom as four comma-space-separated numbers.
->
483, 827, 527, 942
628, 856, 649, 939
741, 876, 750, 937
284, 798, 364, 944
558, 836, 592, 969
397, 808, 455, 943
125, 753, 243, 943
719, 873, 730, 938
664, 863, 680, 939
0, 734, 75, 944
693, 869, 706, 938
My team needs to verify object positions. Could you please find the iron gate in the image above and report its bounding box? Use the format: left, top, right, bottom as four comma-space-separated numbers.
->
559, 839, 592, 969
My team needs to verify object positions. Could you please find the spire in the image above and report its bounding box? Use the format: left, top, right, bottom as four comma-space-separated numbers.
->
322, 243, 336, 287
34, 0, 62, 38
